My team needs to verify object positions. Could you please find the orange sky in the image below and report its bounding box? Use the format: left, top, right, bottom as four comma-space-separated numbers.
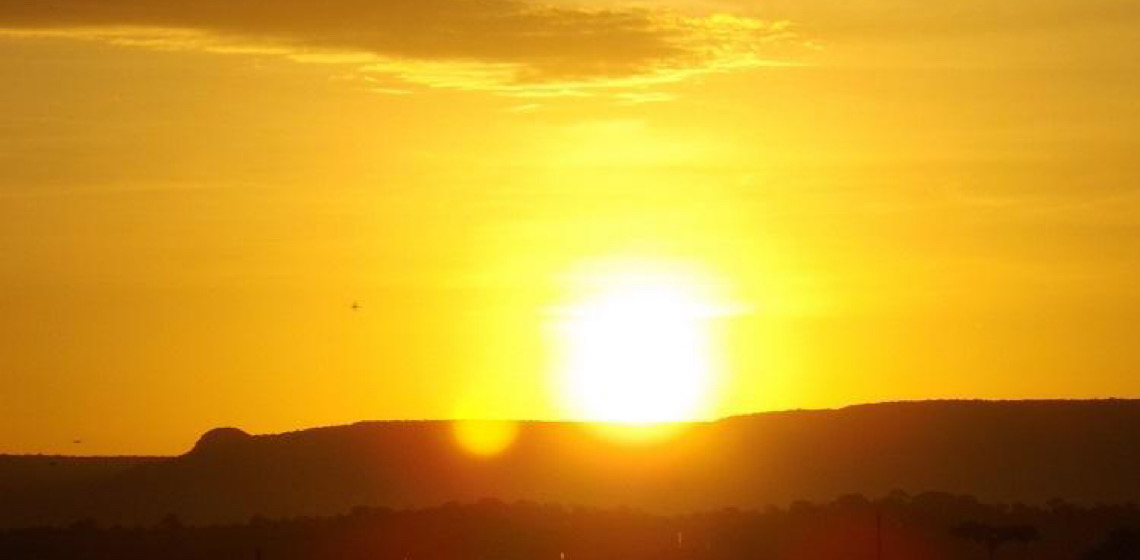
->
2, 0, 1139, 454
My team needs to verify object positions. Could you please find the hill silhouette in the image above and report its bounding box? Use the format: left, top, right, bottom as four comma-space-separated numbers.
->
2, 399, 1138, 528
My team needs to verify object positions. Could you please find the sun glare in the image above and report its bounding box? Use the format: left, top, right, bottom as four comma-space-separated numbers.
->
453, 419, 519, 457
556, 266, 728, 427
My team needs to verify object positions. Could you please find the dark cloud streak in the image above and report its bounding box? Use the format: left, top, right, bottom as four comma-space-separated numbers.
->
0, 0, 799, 86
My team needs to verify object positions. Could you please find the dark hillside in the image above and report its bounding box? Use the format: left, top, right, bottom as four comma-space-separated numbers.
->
2, 400, 1137, 527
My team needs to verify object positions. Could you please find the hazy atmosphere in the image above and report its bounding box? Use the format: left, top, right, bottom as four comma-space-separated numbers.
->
3, 0, 1139, 455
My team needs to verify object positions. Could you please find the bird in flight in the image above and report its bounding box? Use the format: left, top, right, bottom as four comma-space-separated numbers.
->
351, 301, 361, 311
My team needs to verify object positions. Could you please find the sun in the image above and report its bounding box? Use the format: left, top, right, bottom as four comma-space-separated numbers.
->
555, 267, 726, 425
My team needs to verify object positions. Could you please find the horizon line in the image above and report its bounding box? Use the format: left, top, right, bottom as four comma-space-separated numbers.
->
5, 396, 1138, 458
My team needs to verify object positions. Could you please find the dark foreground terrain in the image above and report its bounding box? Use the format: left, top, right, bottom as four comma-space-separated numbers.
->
2, 495, 1139, 560
2, 400, 1139, 527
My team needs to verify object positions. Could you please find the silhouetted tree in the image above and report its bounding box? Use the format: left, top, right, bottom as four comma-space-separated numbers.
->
4, 495, 1138, 560
953, 522, 1039, 560
158, 513, 183, 531
1084, 528, 1140, 560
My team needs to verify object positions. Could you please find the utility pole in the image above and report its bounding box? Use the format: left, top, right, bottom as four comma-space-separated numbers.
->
876, 508, 883, 560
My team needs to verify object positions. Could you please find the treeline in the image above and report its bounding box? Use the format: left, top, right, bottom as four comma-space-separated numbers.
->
1, 492, 1138, 560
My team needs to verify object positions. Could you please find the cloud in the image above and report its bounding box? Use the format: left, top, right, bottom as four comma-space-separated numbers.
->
506, 104, 543, 113
697, 0, 1140, 70
0, 0, 808, 95
615, 91, 677, 104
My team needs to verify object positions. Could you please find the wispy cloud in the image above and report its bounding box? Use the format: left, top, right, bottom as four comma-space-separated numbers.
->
506, 104, 543, 113
615, 91, 677, 104
0, 0, 811, 96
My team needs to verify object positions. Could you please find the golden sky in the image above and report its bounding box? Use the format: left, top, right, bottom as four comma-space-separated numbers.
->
2, 0, 1139, 454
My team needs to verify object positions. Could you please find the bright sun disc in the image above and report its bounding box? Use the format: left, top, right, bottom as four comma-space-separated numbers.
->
556, 268, 726, 425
